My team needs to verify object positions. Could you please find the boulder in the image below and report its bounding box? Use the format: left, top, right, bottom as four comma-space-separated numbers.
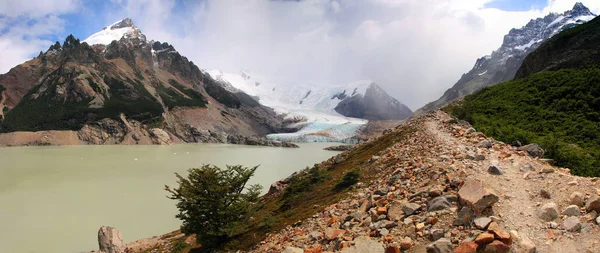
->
458, 179, 499, 213
98, 226, 124, 253
267, 181, 286, 195
562, 216, 581, 232
586, 195, 600, 213
428, 196, 451, 212
518, 236, 536, 253
518, 143, 544, 158
569, 192, 585, 207
474, 232, 495, 244
474, 217, 492, 230
341, 236, 384, 252
387, 201, 404, 221
455, 241, 478, 253
426, 238, 454, 253
484, 240, 510, 253
478, 140, 493, 149
539, 203, 559, 221
562, 205, 580, 217
488, 164, 504, 175
402, 202, 421, 215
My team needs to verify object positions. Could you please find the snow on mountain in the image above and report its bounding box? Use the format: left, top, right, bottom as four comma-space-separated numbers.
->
415, 2, 597, 115
207, 70, 369, 142
83, 18, 146, 46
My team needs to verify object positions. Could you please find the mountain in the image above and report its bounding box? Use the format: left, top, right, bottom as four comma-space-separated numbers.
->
415, 2, 596, 115
448, 15, 600, 176
207, 71, 412, 142
0, 18, 296, 147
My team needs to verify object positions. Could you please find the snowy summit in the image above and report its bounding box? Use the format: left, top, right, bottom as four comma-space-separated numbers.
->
83, 18, 146, 46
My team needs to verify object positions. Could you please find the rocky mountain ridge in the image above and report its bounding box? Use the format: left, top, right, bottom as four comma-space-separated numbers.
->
415, 3, 596, 115
0, 19, 297, 147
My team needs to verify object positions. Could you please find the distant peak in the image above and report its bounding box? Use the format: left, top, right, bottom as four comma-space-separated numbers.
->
108, 18, 136, 30
83, 18, 146, 46
572, 2, 589, 12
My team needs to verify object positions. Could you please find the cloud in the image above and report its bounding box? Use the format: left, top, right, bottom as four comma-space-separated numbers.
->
4, 0, 600, 110
0, 0, 80, 74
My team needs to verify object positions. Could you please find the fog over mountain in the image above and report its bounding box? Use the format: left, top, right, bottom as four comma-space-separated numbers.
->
2, 0, 600, 109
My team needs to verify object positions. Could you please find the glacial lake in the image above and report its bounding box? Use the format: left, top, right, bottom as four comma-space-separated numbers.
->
0, 143, 339, 253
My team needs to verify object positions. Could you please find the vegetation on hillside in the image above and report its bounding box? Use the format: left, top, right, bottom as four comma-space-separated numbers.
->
0, 75, 164, 132
448, 68, 600, 177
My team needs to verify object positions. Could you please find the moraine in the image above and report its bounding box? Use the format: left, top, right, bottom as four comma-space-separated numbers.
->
0, 143, 339, 253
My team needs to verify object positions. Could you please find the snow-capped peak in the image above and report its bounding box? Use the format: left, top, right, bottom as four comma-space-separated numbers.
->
83, 18, 146, 46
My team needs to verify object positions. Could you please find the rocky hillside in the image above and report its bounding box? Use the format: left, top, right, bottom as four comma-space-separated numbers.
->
415, 3, 596, 115
0, 19, 295, 147
95, 110, 600, 253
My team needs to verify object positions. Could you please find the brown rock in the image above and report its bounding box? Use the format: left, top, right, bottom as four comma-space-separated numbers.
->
458, 179, 499, 213
475, 232, 495, 244
387, 201, 404, 221
586, 195, 600, 213
518, 236, 536, 253
386, 245, 401, 253
327, 216, 338, 226
324, 228, 344, 241
540, 189, 551, 199
487, 222, 511, 241
569, 191, 585, 207
484, 240, 510, 253
454, 241, 478, 253
377, 206, 388, 215
400, 237, 413, 250
359, 199, 371, 212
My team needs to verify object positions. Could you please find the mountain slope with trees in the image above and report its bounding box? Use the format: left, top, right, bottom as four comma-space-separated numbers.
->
449, 16, 600, 177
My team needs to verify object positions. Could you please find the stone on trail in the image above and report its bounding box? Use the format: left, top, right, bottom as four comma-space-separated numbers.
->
402, 202, 421, 216
540, 189, 552, 199
488, 164, 504, 175
474, 155, 486, 161
569, 192, 585, 207
562, 205, 580, 216
539, 202, 559, 221
519, 236, 537, 253
387, 201, 404, 221
98, 226, 124, 253
426, 238, 454, 253
585, 194, 600, 213
474, 217, 492, 230
458, 179, 499, 214
282, 247, 304, 253
428, 196, 452, 212
478, 140, 493, 149
399, 237, 413, 250
562, 216, 582, 232
518, 143, 544, 158
341, 236, 384, 252
455, 241, 478, 253
484, 240, 510, 253
474, 232, 495, 244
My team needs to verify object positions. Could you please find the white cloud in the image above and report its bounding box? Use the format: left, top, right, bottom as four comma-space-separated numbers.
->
4, 0, 599, 110
0, 0, 80, 74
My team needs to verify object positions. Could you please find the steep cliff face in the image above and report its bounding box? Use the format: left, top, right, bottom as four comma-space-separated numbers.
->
415, 3, 596, 115
0, 19, 291, 146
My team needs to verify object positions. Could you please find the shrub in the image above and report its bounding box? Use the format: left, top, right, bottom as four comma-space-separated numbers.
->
334, 168, 360, 190
165, 165, 262, 250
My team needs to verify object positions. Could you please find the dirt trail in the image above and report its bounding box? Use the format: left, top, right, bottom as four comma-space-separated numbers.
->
120, 110, 600, 253
425, 111, 600, 253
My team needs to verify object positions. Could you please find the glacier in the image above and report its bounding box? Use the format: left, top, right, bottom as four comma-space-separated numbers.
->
207, 70, 370, 142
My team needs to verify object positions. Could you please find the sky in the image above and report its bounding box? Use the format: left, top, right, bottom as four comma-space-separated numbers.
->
1, 0, 599, 110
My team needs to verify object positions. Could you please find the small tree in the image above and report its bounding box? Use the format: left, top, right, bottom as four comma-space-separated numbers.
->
165, 165, 262, 249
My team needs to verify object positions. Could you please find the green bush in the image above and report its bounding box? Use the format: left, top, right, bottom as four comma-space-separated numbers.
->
165, 165, 262, 250
334, 168, 360, 190
449, 68, 600, 176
